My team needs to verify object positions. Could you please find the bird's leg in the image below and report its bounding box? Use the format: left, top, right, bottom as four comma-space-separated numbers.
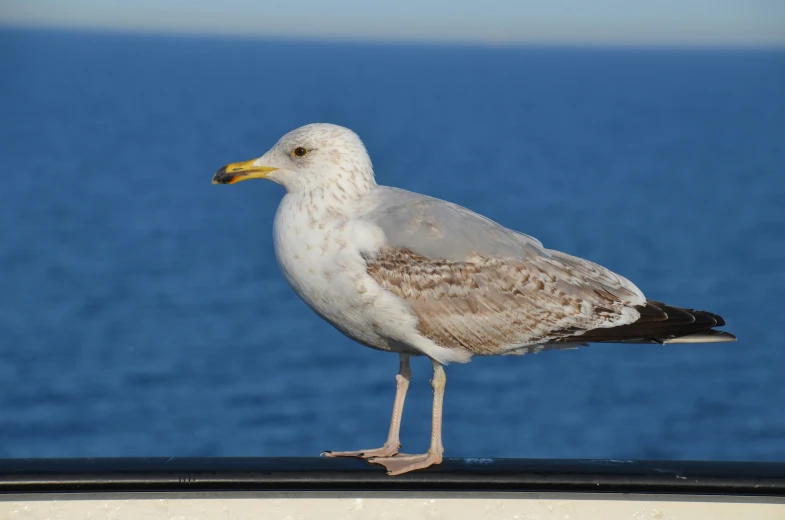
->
370, 359, 446, 475
322, 353, 411, 459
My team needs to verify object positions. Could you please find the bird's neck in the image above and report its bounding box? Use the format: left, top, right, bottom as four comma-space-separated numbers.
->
285, 179, 376, 221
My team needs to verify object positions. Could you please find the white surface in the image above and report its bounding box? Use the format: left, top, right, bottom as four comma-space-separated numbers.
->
2, 492, 783, 520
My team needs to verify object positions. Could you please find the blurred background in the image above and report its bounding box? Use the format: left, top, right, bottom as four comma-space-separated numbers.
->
0, 1, 784, 461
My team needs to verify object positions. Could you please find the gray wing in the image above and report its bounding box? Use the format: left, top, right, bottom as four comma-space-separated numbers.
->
359, 186, 646, 355
358, 186, 548, 261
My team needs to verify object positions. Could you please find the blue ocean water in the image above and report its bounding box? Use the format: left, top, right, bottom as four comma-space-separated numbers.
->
1, 28, 784, 461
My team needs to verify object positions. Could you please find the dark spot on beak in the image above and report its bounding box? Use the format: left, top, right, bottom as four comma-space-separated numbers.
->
212, 165, 242, 184
212, 165, 228, 184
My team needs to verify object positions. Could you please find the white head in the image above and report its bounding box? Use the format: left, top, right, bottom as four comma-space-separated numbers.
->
213, 123, 376, 198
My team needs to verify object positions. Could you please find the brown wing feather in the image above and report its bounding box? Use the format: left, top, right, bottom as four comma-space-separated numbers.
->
366, 248, 735, 353
365, 247, 645, 355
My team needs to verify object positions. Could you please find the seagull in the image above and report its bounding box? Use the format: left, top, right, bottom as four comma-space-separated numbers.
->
212, 123, 735, 475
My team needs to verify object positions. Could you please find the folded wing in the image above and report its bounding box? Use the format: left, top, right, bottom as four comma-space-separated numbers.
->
361, 187, 735, 355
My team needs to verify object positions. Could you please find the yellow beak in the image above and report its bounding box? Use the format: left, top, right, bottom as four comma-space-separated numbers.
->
212, 159, 277, 185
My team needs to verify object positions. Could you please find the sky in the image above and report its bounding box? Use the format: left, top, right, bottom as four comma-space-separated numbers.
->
1, 0, 784, 47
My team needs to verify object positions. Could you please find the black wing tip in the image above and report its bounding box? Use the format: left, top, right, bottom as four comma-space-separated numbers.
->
558, 300, 735, 345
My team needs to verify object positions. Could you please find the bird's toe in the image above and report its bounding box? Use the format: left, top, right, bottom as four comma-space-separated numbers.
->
322, 443, 400, 459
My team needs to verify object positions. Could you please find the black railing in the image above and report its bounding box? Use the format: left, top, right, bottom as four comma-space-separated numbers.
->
1, 458, 784, 496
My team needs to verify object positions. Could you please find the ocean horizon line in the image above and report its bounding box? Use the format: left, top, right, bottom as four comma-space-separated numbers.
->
3, 22, 785, 53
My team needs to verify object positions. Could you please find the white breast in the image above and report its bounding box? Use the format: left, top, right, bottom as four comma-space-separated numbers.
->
272, 193, 473, 364
272, 194, 399, 351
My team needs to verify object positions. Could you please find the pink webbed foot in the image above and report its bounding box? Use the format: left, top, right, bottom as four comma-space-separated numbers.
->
321, 443, 400, 459
369, 451, 443, 476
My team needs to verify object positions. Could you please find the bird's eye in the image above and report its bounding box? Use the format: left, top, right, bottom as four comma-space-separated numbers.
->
293, 147, 308, 157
